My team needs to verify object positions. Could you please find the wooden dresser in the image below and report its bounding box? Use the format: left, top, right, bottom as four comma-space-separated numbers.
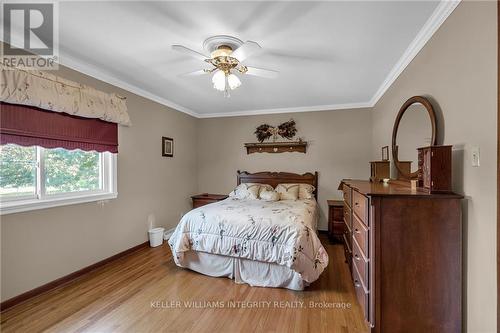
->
339, 179, 462, 333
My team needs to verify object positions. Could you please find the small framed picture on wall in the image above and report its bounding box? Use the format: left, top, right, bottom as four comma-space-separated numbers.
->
162, 137, 174, 157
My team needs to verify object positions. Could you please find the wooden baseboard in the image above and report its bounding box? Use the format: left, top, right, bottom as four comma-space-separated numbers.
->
0, 241, 149, 312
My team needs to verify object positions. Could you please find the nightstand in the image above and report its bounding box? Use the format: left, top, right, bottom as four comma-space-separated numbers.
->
327, 200, 344, 242
191, 193, 228, 208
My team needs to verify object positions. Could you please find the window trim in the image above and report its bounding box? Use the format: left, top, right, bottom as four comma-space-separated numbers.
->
0, 151, 117, 215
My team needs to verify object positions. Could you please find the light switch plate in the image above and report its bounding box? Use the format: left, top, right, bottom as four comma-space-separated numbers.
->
471, 146, 480, 167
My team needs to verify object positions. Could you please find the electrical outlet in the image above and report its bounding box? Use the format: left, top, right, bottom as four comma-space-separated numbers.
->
471, 146, 480, 167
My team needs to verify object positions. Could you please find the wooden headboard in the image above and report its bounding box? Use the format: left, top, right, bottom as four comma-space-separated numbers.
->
237, 170, 318, 200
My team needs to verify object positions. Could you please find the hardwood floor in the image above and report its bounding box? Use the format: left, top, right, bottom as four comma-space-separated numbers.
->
1, 235, 369, 333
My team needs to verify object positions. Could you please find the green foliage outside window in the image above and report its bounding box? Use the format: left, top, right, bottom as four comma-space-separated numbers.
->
45, 148, 100, 193
0, 144, 101, 197
0, 145, 36, 197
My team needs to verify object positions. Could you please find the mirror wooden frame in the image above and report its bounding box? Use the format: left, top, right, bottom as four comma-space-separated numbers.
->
391, 96, 437, 179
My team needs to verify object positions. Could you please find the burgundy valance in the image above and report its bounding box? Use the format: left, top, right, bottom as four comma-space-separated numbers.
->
0, 102, 118, 153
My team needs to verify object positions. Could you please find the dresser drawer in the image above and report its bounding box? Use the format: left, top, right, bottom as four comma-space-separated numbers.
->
331, 205, 343, 221
352, 237, 369, 289
344, 220, 351, 236
192, 194, 228, 209
193, 199, 215, 208
352, 213, 369, 257
343, 233, 352, 269
353, 263, 369, 319
343, 232, 352, 254
343, 184, 352, 207
332, 221, 344, 237
344, 204, 352, 231
343, 222, 352, 258
352, 190, 369, 225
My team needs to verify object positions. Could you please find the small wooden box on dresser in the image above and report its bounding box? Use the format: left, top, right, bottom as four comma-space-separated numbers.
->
339, 179, 462, 333
369, 161, 389, 181
417, 145, 452, 193
191, 193, 228, 208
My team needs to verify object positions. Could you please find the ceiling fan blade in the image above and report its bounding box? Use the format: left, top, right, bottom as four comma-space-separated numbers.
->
231, 41, 262, 62
171, 45, 208, 61
263, 49, 334, 64
245, 67, 279, 79
179, 69, 210, 77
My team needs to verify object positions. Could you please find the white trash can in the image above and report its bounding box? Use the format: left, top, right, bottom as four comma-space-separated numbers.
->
148, 227, 165, 247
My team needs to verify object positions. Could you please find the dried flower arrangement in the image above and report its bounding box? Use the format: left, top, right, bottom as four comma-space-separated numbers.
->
254, 119, 297, 143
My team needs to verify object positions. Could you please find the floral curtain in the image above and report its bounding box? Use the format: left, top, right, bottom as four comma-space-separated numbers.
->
0, 63, 131, 126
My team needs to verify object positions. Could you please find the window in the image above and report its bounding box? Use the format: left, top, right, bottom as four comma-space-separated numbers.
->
0, 144, 117, 214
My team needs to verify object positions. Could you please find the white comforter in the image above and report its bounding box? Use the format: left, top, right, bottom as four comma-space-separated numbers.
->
168, 198, 329, 284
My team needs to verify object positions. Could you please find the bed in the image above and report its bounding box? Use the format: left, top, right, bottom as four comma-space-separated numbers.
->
168, 171, 329, 290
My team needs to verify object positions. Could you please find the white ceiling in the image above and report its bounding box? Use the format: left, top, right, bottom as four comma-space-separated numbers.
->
54, 1, 457, 117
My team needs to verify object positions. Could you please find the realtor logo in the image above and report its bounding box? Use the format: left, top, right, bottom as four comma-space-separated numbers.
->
2, 2, 59, 69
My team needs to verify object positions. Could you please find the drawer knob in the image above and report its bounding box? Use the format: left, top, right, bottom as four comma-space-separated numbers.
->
354, 280, 361, 288
354, 228, 360, 234
354, 254, 361, 261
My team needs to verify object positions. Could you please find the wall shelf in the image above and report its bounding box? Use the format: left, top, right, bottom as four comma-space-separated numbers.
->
244, 141, 307, 154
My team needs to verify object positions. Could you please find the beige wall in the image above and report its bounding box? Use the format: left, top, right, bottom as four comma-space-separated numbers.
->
1, 66, 199, 301
371, 2, 497, 332
196, 109, 372, 230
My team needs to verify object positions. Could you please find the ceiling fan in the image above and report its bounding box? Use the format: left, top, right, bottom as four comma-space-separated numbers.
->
172, 35, 279, 97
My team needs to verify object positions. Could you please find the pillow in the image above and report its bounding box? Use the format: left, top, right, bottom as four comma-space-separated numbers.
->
298, 184, 315, 199
275, 183, 300, 200
229, 183, 272, 200
259, 189, 280, 201
258, 183, 274, 197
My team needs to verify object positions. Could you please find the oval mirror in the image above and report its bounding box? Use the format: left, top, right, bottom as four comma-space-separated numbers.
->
391, 96, 437, 179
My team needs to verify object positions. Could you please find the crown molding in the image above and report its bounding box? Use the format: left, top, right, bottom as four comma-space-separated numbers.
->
368, 0, 461, 107
58, 53, 373, 118
58, 54, 200, 118
197, 102, 373, 118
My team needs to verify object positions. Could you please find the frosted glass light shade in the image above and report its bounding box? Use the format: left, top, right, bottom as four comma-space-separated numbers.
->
227, 74, 241, 90
212, 71, 226, 91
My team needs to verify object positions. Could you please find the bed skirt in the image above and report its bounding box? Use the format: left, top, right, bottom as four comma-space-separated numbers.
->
177, 250, 308, 291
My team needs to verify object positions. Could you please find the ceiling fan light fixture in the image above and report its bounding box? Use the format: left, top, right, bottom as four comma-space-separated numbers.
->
227, 73, 241, 90
173, 36, 278, 98
210, 45, 233, 58
212, 70, 226, 91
